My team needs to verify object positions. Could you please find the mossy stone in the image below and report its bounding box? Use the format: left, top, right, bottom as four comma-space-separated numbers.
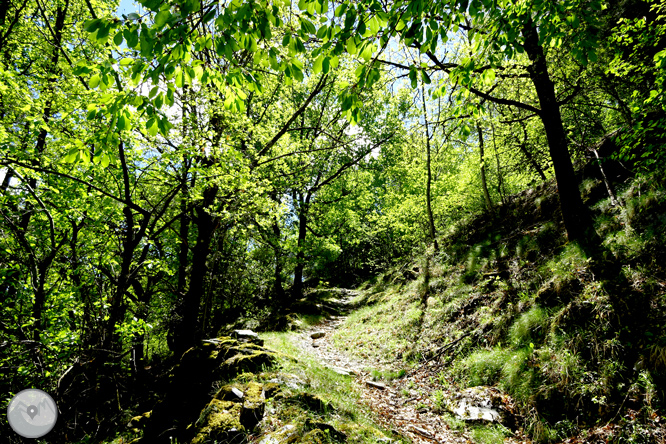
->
263, 382, 281, 398
191, 399, 244, 444
223, 345, 277, 376
215, 384, 244, 402
240, 381, 265, 429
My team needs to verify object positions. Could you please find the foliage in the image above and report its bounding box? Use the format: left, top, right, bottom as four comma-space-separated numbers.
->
0, 0, 664, 441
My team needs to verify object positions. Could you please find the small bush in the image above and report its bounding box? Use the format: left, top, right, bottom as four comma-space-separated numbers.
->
459, 348, 511, 387
509, 306, 548, 347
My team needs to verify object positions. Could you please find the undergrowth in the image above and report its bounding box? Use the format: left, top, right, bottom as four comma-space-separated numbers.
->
333, 172, 666, 443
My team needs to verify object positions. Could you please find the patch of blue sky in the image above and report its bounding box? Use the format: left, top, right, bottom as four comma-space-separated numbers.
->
117, 0, 140, 17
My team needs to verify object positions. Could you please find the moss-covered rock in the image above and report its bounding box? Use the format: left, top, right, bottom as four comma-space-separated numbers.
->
223, 343, 277, 377
191, 399, 244, 444
137, 337, 277, 443
282, 392, 332, 413
263, 382, 281, 398
240, 381, 266, 429
215, 384, 245, 402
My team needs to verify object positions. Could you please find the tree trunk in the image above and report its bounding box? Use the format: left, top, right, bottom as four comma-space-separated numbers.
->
522, 21, 594, 244
171, 185, 218, 355
421, 85, 438, 251
292, 194, 308, 299
522, 19, 645, 371
477, 125, 494, 213
272, 220, 286, 304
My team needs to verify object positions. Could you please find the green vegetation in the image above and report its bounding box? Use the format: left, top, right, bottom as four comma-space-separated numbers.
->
1, 0, 666, 442
331, 171, 666, 442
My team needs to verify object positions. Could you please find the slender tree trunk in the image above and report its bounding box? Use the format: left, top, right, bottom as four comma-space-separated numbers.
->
477, 124, 494, 213
292, 194, 308, 299
421, 85, 438, 251
591, 148, 620, 207
272, 220, 286, 303
522, 21, 594, 244
172, 185, 218, 355
490, 123, 506, 204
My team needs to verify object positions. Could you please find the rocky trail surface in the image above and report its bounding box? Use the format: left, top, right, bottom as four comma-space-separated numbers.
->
290, 289, 531, 444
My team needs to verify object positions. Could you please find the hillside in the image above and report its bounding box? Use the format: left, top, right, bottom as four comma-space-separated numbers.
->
321, 163, 666, 442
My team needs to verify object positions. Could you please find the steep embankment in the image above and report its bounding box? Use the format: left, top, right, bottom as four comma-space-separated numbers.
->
323, 171, 666, 443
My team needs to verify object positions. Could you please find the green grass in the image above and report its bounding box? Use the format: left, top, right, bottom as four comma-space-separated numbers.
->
470, 424, 512, 444
262, 332, 399, 443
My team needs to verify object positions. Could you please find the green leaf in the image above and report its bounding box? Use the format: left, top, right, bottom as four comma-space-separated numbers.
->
63, 148, 79, 163
83, 19, 102, 33
329, 55, 339, 68
140, 36, 154, 57
96, 24, 110, 44
409, 69, 417, 88
113, 31, 124, 46
89, 74, 101, 88
154, 10, 171, 28
174, 68, 183, 88
315, 0, 328, 14
482, 68, 495, 86
346, 37, 357, 55
421, 70, 431, 84
119, 57, 133, 66
300, 18, 316, 35
117, 114, 128, 130
146, 117, 158, 136
313, 54, 324, 74
359, 42, 374, 62
125, 27, 139, 48
461, 123, 471, 138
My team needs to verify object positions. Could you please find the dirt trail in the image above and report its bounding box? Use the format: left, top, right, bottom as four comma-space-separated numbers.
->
290, 290, 477, 444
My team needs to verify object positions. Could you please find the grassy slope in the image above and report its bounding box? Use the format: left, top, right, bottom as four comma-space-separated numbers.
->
331, 172, 666, 442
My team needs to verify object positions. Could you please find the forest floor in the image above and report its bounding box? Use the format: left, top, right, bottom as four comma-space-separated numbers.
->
282, 289, 532, 444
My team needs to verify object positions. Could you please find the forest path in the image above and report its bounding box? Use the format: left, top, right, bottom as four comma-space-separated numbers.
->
288, 289, 477, 444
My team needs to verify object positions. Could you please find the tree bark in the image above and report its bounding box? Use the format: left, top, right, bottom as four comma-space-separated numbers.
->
477, 124, 494, 213
522, 21, 595, 244
292, 193, 309, 299
421, 85, 438, 251
171, 185, 218, 355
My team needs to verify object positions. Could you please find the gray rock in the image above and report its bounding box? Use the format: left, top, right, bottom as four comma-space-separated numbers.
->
330, 366, 353, 376
448, 386, 503, 422
310, 331, 325, 339
231, 329, 264, 346
453, 399, 501, 422
365, 380, 387, 390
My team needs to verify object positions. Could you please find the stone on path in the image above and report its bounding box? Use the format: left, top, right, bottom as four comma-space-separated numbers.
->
449, 386, 504, 422
365, 380, 387, 390
330, 366, 353, 376
310, 331, 325, 339
410, 426, 433, 438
